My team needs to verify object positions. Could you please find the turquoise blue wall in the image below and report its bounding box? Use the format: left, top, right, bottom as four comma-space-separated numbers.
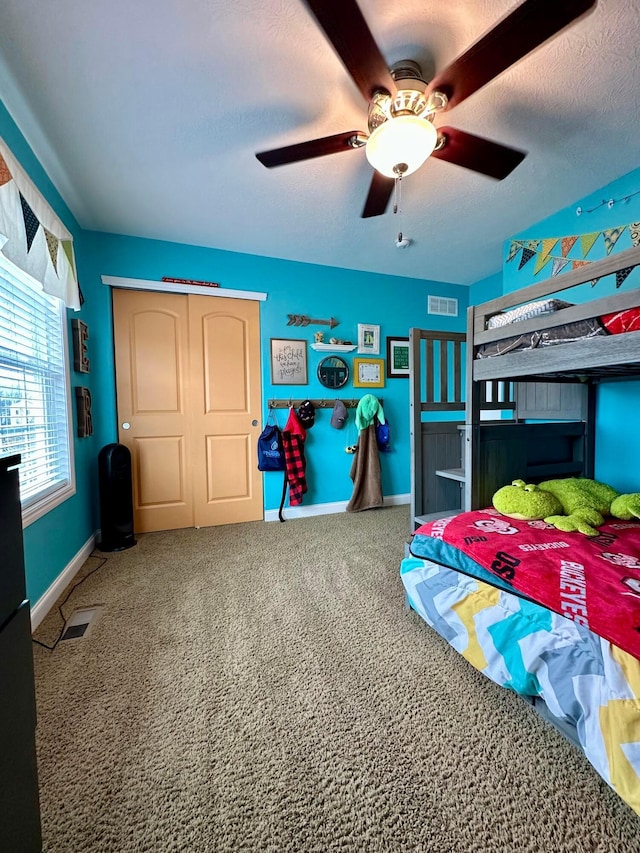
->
468, 272, 502, 307
0, 102, 114, 604
501, 168, 640, 492
1, 98, 469, 605
88, 232, 468, 511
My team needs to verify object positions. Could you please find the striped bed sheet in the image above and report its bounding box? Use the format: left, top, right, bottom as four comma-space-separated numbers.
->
400, 553, 640, 816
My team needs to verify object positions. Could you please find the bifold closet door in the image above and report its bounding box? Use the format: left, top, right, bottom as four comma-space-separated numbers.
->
188, 294, 263, 527
112, 289, 263, 533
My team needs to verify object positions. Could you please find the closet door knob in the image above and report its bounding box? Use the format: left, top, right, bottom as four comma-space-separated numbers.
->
121, 422, 131, 430
252, 419, 258, 427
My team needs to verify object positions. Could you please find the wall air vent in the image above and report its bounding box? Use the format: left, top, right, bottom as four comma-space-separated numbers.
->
428, 296, 458, 317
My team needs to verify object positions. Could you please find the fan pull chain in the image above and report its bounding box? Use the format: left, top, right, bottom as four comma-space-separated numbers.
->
393, 174, 402, 215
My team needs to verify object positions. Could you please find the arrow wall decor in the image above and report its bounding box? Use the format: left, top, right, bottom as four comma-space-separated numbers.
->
286, 314, 339, 328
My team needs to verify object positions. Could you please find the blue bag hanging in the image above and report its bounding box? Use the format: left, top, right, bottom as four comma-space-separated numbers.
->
257, 411, 285, 471
375, 418, 391, 452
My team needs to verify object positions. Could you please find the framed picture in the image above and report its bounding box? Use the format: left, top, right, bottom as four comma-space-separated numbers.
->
386, 336, 410, 378
270, 338, 308, 385
357, 323, 380, 355
353, 357, 385, 388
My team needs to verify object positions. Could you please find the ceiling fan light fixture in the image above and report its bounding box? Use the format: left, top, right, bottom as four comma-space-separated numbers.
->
365, 115, 438, 179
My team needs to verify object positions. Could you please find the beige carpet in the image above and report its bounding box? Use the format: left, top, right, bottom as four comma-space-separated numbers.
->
33, 506, 640, 852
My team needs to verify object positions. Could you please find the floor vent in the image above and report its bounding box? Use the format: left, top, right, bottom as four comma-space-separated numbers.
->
60, 607, 101, 641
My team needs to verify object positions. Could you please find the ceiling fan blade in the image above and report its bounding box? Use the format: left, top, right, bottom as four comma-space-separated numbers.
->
432, 127, 526, 180
256, 131, 366, 168
361, 171, 395, 218
301, 0, 396, 102
426, 0, 597, 109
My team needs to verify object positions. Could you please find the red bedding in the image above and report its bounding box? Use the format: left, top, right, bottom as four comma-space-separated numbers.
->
601, 305, 640, 334
416, 510, 640, 659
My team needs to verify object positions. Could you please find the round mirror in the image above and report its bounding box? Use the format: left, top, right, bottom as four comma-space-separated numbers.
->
317, 355, 349, 389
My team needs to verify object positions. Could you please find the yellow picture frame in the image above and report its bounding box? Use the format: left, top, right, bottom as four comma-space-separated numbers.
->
353, 357, 385, 388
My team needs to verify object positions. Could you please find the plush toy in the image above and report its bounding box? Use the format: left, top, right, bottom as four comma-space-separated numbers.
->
492, 477, 640, 536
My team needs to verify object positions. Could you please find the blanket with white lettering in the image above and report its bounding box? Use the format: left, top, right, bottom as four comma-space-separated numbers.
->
413, 509, 640, 660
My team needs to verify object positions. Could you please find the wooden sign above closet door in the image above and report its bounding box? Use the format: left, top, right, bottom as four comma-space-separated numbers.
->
112, 289, 263, 533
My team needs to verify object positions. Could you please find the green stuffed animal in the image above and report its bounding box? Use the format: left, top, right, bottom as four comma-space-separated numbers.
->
492, 477, 640, 536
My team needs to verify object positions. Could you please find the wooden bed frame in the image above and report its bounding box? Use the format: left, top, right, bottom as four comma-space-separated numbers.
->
410, 243, 640, 530
407, 244, 640, 764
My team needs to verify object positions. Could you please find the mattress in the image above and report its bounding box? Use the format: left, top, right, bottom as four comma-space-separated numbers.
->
401, 513, 640, 816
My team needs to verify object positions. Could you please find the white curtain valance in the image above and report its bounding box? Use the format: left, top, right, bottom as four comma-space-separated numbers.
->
0, 137, 80, 310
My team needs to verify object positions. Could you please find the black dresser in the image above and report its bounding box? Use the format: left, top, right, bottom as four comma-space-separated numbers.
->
0, 455, 42, 851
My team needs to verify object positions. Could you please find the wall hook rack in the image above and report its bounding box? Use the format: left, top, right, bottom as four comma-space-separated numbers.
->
267, 397, 382, 410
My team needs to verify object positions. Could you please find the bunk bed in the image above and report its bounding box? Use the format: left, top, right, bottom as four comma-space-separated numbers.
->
403, 243, 640, 816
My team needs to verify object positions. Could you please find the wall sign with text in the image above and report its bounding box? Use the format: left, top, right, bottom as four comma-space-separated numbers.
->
270, 338, 308, 385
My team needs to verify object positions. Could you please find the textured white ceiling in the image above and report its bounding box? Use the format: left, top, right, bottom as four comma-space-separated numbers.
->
0, 0, 638, 285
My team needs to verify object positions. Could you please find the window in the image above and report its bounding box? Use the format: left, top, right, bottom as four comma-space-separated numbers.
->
0, 254, 75, 525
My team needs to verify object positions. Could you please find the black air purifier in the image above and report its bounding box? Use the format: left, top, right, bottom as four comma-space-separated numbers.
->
98, 443, 136, 551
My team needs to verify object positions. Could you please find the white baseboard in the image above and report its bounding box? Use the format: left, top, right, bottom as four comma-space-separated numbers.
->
30, 531, 98, 631
264, 492, 410, 522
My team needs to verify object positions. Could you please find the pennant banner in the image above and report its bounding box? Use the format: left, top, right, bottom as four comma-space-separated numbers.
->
603, 227, 625, 255
616, 266, 634, 289
44, 228, 59, 273
561, 235, 578, 257
579, 231, 599, 259
533, 238, 558, 275
518, 247, 536, 270
551, 258, 570, 277
507, 212, 640, 290
506, 241, 522, 263
0, 138, 80, 309
19, 192, 40, 252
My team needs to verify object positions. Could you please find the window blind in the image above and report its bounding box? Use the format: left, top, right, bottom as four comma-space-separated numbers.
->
0, 255, 72, 510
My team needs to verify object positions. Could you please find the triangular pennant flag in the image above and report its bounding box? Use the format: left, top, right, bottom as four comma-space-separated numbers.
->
630, 222, 640, 248
61, 240, 77, 280
579, 232, 599, 259
533, 238, 558, 275
551, 257, 570, 277
44, 229, 59, 273
506, 241, 522, 263
561, 236, 578, 257
0, 153, 11, 187
518, 247, 536, 270
533, 253, 553, 276
615, 266, 635, 289
589, 278, 600, 288
603, 226, 625, 255
19, 192, 40, 252
572, 260, 591, 274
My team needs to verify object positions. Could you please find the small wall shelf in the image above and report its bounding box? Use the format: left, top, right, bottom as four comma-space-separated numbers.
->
311, 343, 357, 352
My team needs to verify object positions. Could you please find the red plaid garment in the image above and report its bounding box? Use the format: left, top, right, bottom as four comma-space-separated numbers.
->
281, 407, 307, 509
283, 432, 307, 505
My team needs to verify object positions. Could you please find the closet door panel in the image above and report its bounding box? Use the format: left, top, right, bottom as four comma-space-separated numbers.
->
113, 289, 194, 532
189, 295, 263, 526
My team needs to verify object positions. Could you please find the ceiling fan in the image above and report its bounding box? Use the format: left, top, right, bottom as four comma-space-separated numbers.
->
256, 0, 597, 218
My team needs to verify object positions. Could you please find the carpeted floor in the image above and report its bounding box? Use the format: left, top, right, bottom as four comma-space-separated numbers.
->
33, 506, 640, 852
